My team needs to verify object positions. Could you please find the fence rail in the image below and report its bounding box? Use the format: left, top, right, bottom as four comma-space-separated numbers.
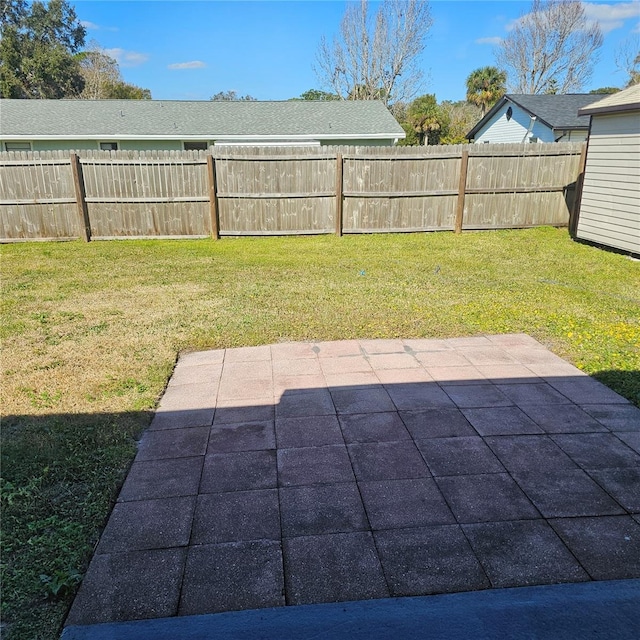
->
0, 143, 586, 242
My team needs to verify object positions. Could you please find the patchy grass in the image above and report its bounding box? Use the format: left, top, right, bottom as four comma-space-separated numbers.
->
1, 227, 639, 638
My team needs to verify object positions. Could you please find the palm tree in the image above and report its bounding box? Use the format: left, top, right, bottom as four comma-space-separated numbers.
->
466, 66, 507, 117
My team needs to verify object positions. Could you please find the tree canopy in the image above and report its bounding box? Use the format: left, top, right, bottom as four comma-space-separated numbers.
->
77, 44, 151, 99
400, 94, 449, 146
496, 0, 603, 94
465, 67, 506, 117
292, 89, 341, 101
210, 90, 257, 101
1, 0, 86, 98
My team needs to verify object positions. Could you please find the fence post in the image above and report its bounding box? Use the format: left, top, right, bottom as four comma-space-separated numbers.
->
335, 153, 343, 236
455, 150, 469, 234
207, 154, 219, 240
569, 143, 588, 238
70, 153, 91, 242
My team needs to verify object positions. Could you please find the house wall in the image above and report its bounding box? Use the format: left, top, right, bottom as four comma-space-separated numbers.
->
576, 111, 640, 255
4, 138, 395, 152
319, 138, 395, 146
563, 130, 588, 143
472, 103, 555, 143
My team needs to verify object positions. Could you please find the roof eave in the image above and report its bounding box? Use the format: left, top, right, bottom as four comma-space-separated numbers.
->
551, 126, 589, 131
578, 103, 640, 116
1, 132, 406, 141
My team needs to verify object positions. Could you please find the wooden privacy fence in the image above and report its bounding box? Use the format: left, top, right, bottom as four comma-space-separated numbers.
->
0, 143, 586, 242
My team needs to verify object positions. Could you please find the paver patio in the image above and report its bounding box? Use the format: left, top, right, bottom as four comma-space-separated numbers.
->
65, 335, 640, 629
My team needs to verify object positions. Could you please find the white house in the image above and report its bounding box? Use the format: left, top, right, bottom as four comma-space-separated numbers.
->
0, 99, 405, 151
467, 94, 598, 144
575, 85, 640, 256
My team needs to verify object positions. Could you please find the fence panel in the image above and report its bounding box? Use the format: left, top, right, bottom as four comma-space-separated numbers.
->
213, 147, 336, 234
0, 151, 79, 240
342, 153, 459, 232
0, 143, 585, 241
80, 150, 210, 238
464, 144, 583, 229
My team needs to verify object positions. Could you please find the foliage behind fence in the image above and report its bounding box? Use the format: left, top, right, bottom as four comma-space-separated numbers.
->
0, 143, 585, 241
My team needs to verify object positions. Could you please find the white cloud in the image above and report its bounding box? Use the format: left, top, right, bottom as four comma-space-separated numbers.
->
167, 61, 207, 70
583, 1, 640, 33
632, 20, 640, 33
104, 48, 149, 67
476, 36, 503, 45
584, 2, 640, 22
80, 20, 118, 32
508, 2, 640, 35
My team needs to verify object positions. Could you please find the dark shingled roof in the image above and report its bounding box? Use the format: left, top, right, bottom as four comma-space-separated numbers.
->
467, 93, 599, 140
507, 94, 599, 129
0, 99, 405, 140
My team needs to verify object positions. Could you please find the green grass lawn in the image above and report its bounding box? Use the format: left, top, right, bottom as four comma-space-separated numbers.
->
1, 227, 639, 638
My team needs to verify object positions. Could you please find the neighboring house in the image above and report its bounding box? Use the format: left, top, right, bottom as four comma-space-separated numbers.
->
575, 84, 640, 256
467, 94, 598, 144
0, 99, 405, 151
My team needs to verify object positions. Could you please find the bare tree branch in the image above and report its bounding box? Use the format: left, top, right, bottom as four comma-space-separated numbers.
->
496, 0, 603, 94
315, 0, 432, 106
615, 35, 640, 87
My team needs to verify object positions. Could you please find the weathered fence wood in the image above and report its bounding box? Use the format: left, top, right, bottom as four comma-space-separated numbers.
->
570, 143, 589, 238
455, 150, 469, 234
70, 153, 91, 242
335, 153, 343, 236
0, 144, 585, 241
207, 155, 219, 240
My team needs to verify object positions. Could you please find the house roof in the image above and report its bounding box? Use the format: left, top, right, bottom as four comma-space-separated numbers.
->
578, 84, 640, 116
0, 99, 405, 141
467, 93, 598, 140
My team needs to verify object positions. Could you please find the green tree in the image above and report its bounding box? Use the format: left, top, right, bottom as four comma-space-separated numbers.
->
589, 87, 620, 95
465, 66, 506, 117
439, 100, 482, 145
401, 94, 449, 146
210, 90, 257, 101
102, 81, 151, 99
293, 89, 340, 101
1, 0, 86, 98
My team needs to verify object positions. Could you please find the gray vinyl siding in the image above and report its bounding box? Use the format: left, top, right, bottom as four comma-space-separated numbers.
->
29, 139, 184, 151
577, 111, 640, 254
13, 137, 394, 151
556, 129, 588, 143
32, 140, 98, 151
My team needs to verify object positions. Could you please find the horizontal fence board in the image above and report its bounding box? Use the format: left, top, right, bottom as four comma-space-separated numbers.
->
84, 196, 210, 204
219, 192, 335, 199
1, 143, 585, 241
219, 229, 333, 236
1, 198, 77, 206
80, 159, 206, 166
343, 190, 459, 198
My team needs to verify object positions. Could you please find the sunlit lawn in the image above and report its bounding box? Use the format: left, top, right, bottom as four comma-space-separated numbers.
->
1, 227, 639, 638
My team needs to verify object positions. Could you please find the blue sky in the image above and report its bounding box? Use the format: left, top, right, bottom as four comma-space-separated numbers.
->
75, 1, 640, 102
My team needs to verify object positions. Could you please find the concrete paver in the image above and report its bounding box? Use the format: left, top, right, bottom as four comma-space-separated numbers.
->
65, 335, 640, 631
